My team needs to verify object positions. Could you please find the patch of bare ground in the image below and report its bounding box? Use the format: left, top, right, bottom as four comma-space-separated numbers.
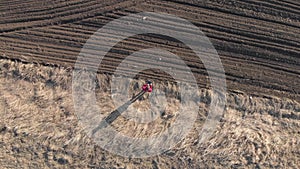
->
1, 0, 299, 101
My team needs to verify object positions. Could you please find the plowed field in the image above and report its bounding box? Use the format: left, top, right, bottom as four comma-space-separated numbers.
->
1, 0, 299, 100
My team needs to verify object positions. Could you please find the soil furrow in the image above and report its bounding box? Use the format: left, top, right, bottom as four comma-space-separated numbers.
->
159, 0, 300, 28
0, 1, 137, 33
0, 1, 119, 25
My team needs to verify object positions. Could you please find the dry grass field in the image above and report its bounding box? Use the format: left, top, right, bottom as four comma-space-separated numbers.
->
0, 59, 299, 168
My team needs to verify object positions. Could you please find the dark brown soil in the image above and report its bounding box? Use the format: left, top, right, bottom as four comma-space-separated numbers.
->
0, 0, 299, 101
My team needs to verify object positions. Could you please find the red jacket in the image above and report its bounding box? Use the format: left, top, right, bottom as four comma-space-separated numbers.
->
142, 83, 153, 92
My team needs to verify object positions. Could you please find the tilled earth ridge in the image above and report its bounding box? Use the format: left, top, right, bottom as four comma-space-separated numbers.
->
0, 0, 299, 101
0, 59, 299, 168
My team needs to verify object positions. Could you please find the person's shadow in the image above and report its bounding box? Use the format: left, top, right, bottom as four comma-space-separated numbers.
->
91, 90, 146, 135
